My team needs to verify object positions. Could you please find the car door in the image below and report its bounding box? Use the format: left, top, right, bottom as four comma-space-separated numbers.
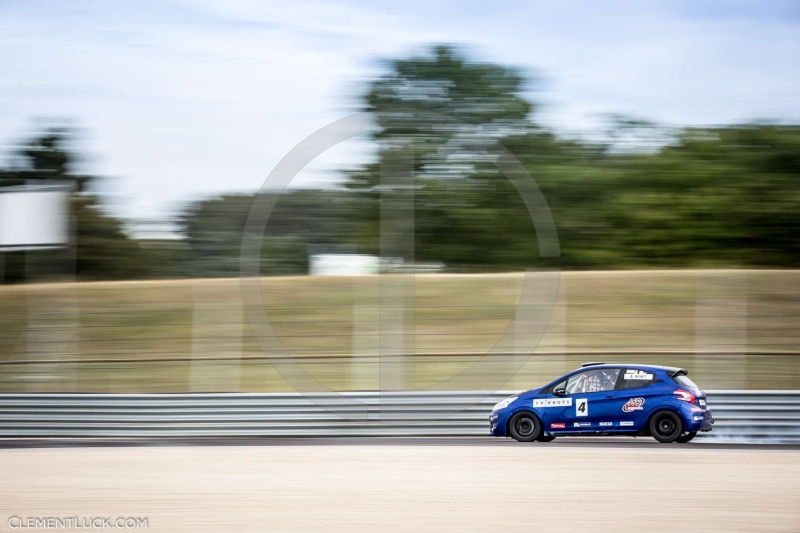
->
611, 368, 662, 430
545, 368, 623, 432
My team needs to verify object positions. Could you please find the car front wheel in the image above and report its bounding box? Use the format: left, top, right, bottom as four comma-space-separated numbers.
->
649, 411, 683, 443
508, 412, 542, 442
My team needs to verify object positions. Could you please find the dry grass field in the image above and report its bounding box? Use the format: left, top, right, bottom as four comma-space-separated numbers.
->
1, 270, 799, 392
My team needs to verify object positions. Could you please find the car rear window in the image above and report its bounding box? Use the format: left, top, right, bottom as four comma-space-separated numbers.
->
673, 374, 700, 390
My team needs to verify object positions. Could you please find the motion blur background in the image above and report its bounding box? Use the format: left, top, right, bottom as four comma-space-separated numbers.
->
1, 0, 799, 395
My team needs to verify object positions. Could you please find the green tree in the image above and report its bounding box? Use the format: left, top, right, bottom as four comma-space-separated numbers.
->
343, 46, 800, 270
345, 45, 547, 268
178, 190, 359, 277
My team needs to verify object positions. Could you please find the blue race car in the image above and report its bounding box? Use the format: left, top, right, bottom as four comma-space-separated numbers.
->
489, 363, 713, 443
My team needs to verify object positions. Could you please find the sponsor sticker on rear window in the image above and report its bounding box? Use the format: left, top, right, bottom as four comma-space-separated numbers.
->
624, 370, 654, 380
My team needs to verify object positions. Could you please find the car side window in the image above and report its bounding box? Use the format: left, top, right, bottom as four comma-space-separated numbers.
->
547, 379, 567, 394
565, 368, 620, 394
619, 369, 656, 390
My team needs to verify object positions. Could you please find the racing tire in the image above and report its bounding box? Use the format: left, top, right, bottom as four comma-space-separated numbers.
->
649, 411, 683, 443
508, 412, 542, 442
536, 435, 556, 443
676, 431, 697, 443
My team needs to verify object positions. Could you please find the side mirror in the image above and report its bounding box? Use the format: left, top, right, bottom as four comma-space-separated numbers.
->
554, 388, 566, 397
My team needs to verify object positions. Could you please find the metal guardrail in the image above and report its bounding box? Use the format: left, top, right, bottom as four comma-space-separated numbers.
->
1, 391, 799, 443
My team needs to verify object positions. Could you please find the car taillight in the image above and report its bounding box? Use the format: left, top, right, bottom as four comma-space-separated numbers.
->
674, 389, 696, 404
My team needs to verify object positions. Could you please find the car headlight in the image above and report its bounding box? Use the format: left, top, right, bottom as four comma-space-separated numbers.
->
493, 396, 518, 411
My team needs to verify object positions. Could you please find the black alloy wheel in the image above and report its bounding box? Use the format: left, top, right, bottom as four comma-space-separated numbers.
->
508, 412, 541, 442
650, 411, 683, 443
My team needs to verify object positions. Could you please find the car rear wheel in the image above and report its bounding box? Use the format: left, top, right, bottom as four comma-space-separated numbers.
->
676, 431, 697, 443
649, 411, 683, 443
508, 412, 541, 442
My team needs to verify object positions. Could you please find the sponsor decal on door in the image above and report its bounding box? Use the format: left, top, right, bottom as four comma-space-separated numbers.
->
620, 421, 634, 426
576, 398, 588, 417
534, 398, 573, 408
598, 421, 613, 427
622, 397, 645, 412
550, 423, 566, 429
573, 422, 591, 428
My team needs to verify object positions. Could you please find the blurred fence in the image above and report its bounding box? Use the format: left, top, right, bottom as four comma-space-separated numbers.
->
1, 390, 798, 443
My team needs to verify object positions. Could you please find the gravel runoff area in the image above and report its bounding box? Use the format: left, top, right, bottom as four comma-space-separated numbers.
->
1, 444, 799, 533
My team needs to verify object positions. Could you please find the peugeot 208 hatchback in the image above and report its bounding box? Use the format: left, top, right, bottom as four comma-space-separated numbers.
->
489, 363, 713, 443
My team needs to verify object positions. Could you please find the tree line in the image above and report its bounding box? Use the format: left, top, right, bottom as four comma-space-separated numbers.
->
1, 46, 798, 282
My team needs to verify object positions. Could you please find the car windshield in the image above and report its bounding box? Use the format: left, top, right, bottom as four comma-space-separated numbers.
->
673, 374, 700, 391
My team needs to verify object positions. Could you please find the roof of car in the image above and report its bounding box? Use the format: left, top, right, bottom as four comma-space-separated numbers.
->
572, 363, 686, 375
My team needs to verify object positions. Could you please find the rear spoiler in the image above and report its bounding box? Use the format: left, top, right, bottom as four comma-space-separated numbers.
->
667, 367, 689, 378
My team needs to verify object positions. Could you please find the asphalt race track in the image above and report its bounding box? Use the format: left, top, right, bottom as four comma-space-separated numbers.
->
1, 436, 799, 450
2, 439, 799, 533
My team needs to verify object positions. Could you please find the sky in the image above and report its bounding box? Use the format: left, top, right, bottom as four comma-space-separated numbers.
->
1, 0, 799, 226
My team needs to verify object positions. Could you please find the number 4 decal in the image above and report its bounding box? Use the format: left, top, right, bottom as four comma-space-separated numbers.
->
576, 398, 588, 417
